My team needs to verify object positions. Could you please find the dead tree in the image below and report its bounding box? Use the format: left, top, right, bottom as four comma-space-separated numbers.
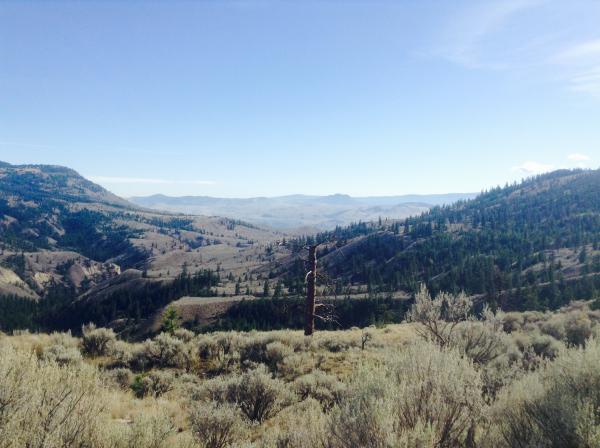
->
303, 243, 339, 336
304, 244, 317, 336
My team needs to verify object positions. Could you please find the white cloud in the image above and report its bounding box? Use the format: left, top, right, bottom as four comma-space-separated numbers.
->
567, 153, 590, 161
567, 66, 600, 98
88, 176, 214, 185
552, 39, 600, 98
511, 161, 554, 174
434, 2, 600, 100
556, 39, 600, 61
436, 0, 546, 69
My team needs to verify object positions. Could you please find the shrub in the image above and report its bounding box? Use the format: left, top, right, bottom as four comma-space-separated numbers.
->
530, 333, 562, 359
316, 335, 356, 353
173, 328, 195, 343
40, 343, 83, 366
48, 330, 80, 349
328, 341, 483, 448
327, 366, 396, 448
564, 312, 593, 346
265, 341, 294, 371
131, 371, 175, 398
388, 341, 483, 446
133, 333, 190, 370
196, 366, 293, 423
273, 331, 311, 352
407, 285, 473, 347
260, 398, 327, 448
196, 335, 222, 361
234, 366, 293, 422
451, 315, 511, 365
0, 343, 106, 448
213, 332, 244, 357
277, 352, 316, 379
483, 372, 545, 447
105, 367, 134, 389
540, 316, 566, 340
521, 311, 546, 325
486, 337, 600, 447
361, 327, 375, 350
109, 412, 177, 448
239, 334, 278, 364
502, 313, 524, 332
293, 370, 345, 410
108, 342, 133, 369
189, 401, 247, 448
81, 324, 117, 357
479, 356, 519, 401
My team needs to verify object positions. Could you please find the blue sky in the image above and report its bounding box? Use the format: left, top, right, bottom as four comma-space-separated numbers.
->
1, 0, 599, 198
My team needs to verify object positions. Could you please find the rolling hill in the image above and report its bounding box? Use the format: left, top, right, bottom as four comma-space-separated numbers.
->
0, 162, 287, 331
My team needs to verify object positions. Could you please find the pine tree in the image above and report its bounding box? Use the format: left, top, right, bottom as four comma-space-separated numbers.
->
161, 306, 180, 334
273, 281, 283, 299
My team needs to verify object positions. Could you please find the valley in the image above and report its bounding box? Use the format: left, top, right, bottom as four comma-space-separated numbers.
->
130, 192, 476, 230
1, 162, 599, 338
4, 3, 600, 446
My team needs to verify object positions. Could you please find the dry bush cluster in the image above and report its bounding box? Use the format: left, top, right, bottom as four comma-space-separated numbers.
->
2, 289, 600, 447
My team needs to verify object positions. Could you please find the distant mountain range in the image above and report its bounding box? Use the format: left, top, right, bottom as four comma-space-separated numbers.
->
129, 193, 477, 230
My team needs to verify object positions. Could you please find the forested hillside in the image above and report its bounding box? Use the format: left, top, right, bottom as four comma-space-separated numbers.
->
0, 162, 285, 332
280, 169, 600, 311
0, 163, 141, 260
2, 164, 600, 334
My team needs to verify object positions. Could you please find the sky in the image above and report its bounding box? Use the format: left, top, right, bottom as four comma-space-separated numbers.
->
1, 0, 599, 198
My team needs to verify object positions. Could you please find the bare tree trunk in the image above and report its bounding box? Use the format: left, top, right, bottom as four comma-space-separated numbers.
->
305, 245, 317, 336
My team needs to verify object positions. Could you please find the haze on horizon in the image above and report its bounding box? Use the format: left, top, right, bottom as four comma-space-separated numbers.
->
1, 0, 599, 198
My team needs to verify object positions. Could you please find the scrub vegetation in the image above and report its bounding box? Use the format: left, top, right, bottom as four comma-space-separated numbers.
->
2, 288, 600, 447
